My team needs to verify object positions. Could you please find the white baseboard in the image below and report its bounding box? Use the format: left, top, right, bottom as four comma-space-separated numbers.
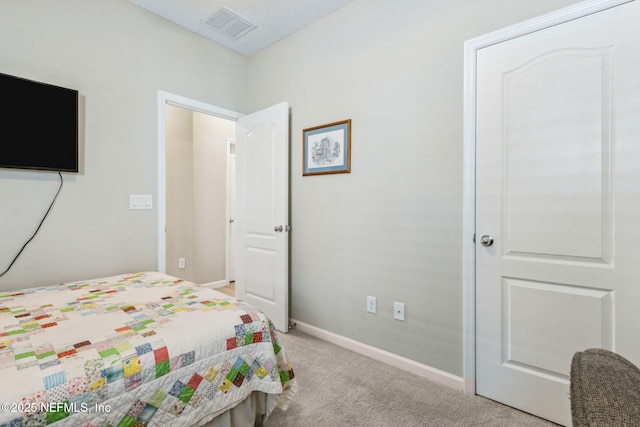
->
199, 280, 228, 289
290, 319, 464, 391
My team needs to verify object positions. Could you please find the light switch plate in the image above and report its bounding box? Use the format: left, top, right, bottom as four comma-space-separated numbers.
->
129, 194, 153, 209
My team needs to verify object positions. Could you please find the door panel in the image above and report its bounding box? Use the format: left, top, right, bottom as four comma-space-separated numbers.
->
504, 279, 613, 375
475, 1, 640, 425
235, 102, 289, 332
502, 47, 612, 261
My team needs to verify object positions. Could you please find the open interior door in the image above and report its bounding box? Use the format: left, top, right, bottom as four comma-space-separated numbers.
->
235, 102, 290, 332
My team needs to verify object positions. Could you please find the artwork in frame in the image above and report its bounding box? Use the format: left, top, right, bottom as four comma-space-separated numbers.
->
303, 119, 351, 176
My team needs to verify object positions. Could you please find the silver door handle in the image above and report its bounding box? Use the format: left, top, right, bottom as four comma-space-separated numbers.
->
480, 235, 494, 247
274, 225, 283, 232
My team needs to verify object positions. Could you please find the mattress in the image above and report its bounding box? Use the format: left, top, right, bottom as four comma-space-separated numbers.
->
0, 272, 296, 426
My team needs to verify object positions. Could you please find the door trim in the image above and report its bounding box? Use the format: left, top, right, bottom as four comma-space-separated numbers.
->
462, 0, 631, 394
225, 137, 236, 284
156, 91, 243, 274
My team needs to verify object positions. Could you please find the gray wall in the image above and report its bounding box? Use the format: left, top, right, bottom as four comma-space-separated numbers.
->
0, 0, 246, 289
165, 105, 195, 281
247, 0, 582, 376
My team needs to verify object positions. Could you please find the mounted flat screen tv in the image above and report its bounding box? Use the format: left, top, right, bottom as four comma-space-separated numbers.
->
0, 72, 78, 173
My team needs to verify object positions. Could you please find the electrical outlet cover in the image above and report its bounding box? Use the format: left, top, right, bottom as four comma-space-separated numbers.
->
367, 296, 377, 313
394, 302, 405, 321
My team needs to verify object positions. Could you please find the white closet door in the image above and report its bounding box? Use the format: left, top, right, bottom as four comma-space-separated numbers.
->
475, 1, 640, 424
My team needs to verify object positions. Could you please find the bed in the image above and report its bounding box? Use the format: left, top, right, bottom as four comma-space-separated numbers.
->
0, 271, 296, 427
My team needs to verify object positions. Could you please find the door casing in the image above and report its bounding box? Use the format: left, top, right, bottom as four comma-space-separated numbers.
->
461, 0, 632, 394
225, 138, 236, 283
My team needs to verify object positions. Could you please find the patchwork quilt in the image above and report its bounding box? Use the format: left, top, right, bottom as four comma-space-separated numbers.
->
0, 272, 296, 427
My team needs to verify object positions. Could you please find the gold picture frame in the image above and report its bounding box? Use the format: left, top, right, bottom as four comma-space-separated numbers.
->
303, 119, 351, 176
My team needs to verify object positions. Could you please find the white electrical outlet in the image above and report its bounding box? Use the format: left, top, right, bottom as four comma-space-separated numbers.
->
394, 302, 405, 321
367, 296, 377, 313
178, 258, 186, 269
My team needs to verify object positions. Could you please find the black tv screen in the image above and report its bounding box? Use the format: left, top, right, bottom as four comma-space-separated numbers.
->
0, 72, 78, 173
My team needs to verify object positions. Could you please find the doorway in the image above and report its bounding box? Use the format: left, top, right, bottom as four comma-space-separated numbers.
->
157, 93, 291, 332
157, 91, 243, 285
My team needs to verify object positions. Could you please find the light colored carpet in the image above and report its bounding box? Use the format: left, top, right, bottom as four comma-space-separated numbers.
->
265, 329, 559, 427
215, 283, 235, 298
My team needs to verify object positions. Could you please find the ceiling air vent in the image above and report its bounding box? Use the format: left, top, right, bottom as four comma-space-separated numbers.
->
202, 7, 256, 40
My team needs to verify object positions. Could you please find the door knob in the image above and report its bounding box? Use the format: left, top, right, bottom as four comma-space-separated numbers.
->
480, 235, 494, 247
274, 225, 283, 232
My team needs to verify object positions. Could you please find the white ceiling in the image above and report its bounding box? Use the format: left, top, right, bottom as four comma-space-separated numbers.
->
128, 0, 354, 56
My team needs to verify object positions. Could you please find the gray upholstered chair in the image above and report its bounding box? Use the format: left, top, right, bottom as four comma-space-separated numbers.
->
570, 348, 640, 426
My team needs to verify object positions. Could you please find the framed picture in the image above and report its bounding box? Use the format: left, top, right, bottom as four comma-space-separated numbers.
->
303, 119, 351, 176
